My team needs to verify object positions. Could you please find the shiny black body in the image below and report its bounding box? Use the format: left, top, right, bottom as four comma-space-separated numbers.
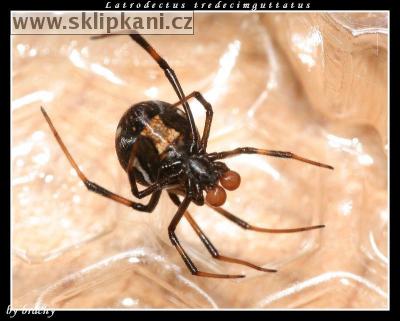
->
41, 32, 333, 279
115, 101, 190, 185
115, 100, 228, 206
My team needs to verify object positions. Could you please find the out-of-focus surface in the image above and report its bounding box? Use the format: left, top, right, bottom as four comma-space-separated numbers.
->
12, 13, 388, 308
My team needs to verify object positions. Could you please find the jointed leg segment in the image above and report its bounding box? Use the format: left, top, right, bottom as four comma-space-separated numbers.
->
210, 205, 325, 233
168, 194, 245, 279
171, 91, 213, 152
168, 193, 277, 273
92, 33, 199, 152
125, 145, 172, 200
40, 107, 161, 213
208, 147, 334, 170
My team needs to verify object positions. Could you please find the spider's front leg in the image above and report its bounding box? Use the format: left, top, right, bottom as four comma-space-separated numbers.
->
208, 147, 334, 170
171, 91, 213, 152
92, 33, 199, 152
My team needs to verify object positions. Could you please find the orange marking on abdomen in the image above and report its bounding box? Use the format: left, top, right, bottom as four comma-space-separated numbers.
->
141, 115, 181, 154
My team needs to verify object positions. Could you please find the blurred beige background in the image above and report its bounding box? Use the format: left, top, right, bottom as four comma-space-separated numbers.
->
12, 13, 388, 308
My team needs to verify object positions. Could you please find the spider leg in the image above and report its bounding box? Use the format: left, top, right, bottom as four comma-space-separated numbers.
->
125, 143, 174, 200
92, 33, 199, 152
171, 91, 213, 152
168, 193, 277, 273
41, 106, 162, 212
168, 195, 245, 279
209, 205, 325, 233
208, 147, 334, 170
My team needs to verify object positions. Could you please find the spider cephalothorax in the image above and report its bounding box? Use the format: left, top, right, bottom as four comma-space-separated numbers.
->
41, 32, 333, 279
180, 156, 241, 207
114, 99, 241, 208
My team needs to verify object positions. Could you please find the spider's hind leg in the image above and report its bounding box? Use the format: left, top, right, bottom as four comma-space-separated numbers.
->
40, 106, 161, 212
208, 147, 334, 170
210, 205, 325, 233
167, 194, 245, 279
168, 193, 277, 273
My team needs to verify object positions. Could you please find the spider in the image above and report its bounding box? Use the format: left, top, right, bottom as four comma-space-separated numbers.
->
41, 32, 334, 279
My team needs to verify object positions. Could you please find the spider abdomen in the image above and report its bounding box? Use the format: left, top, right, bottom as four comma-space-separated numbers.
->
115, 100, 191, 186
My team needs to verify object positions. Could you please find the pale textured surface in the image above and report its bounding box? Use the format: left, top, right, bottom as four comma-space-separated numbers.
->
12, 13, 388, 309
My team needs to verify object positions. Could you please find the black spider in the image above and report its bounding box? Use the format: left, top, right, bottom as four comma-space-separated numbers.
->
41, 32, 333, 278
